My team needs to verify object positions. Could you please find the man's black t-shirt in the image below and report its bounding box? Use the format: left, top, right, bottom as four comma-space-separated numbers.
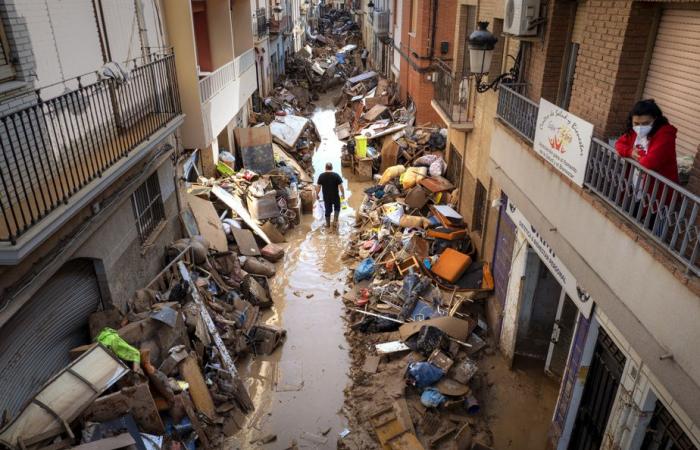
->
317, 171, 343, 203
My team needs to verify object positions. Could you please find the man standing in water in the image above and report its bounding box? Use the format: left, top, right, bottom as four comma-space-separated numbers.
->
316, 162, 345, 228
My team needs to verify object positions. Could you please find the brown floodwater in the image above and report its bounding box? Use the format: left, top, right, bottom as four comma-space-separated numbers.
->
227, 90, 371, 449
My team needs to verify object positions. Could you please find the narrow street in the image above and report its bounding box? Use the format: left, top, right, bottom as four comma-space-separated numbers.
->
231, 89, 368, 449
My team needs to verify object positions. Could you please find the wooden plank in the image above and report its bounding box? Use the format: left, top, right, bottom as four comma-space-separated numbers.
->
186, 194, 228, 252
379, 138, 399, 174
231, 228, 260, 256
71, 433, 135, 450
177, 262, 254, 412
211, 185, 271, 245
179, 356, 216, 420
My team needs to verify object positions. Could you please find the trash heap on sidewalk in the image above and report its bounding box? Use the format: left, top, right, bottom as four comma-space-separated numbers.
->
338, 160, 497, 449
331, 71, 448, 183
0, 232, 287, 449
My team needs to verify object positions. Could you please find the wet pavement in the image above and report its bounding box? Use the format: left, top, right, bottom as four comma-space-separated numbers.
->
229, 90, 370, 449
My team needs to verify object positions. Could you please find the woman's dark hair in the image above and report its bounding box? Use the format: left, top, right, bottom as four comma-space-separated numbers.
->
625, 99, 669, 137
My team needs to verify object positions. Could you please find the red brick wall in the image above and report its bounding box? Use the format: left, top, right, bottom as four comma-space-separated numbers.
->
396, 0, 458, 125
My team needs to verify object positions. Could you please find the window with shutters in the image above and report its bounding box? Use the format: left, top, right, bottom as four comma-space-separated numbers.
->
0, 20, 15, 82
460, 5, 477, 74
132, 173, 166, 243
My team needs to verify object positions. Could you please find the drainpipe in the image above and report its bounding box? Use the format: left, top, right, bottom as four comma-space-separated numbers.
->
428, 0, 437, 60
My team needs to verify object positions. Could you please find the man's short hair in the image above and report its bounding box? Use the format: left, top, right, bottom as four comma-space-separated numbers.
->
325, 162, 333, 170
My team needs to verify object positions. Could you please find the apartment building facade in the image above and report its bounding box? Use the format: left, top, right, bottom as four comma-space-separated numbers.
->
426, 0, 700, 448
163, 0, 257, 177
0, 0, 184, 418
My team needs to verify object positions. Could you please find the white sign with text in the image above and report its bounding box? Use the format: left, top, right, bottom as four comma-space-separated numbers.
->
506, 199, 593, 318
534, 98, 594, 187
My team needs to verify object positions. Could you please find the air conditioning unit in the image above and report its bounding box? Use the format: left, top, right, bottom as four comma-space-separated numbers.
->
372, 10, 390, 35
504, 0, 540, 36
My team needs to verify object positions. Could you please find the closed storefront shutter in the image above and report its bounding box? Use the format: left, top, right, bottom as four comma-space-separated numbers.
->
0, 259, 102, 418
643, 9, 700, 158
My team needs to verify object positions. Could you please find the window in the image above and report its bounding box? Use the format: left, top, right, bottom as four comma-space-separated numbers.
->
472, 180, 487, 233
641, 400, 696, 450
410, 0, 418, 33
460, 6, 477, 74
132, 173, 166, 242
446, 145, 464, 207
558, 42, 579, 110
0, 20, 15, 82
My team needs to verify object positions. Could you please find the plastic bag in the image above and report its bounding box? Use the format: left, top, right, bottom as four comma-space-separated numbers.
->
354, 257, 375, 283
313, 201, 325, 220
421, 388, 447, 408
97, 328, 141, 363
406, 361, 444, 388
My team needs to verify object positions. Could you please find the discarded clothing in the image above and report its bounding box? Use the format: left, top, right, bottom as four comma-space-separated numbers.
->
421, 388, 447, 408
406, 362, 444, 388
354, 257, 375, 283
96, 327, 141, 363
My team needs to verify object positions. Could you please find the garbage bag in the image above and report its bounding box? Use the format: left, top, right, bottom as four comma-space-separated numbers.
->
351, 314, 401, 333
354, 257, 375, 283
313, 201, 325, 220
401, 167, 427, 189
97, 327, 141, 363
379, 164, 406, 185
406, 361, 444, 388
421, 388, 447, 408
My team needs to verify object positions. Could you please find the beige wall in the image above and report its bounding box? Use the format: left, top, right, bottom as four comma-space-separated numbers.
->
489, 122, 700, 426
233, 0, 255, 55
207, 0, 235, 69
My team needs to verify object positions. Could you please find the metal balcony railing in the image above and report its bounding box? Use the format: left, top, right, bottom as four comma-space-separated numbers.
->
269, 15, 291, 34
496, 83, 699, 275
199, 59, 236, 103
433, 59, 470, 124
0, 51, 181, 244
496, 83, 537, 143
255, 8, 268, 39
586, 139, 699, 275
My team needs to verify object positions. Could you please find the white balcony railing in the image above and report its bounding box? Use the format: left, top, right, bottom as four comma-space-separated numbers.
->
199, 60, 236, 104
236, 48, 256, 78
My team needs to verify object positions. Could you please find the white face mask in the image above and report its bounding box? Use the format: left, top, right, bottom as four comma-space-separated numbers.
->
633, 124, 653, 138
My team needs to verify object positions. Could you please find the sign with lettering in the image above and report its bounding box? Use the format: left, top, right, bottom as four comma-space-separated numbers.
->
534, 98, 594, 187
506, 199, 593, 318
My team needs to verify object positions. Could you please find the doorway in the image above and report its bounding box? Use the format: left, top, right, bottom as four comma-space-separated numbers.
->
568, 328, 626, 450
513, 247, 579, 380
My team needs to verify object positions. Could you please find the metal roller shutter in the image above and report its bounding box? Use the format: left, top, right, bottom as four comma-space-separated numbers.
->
643, 9, 700, 158
0, 260, 102, 418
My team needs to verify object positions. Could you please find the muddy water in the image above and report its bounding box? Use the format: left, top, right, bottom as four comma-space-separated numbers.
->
229, 91, 370, 449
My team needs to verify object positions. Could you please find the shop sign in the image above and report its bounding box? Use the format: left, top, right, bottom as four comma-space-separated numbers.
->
534, 99, 594, 187
506, 199, 593, 318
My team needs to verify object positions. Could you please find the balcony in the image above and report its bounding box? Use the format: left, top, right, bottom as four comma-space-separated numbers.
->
255, 8, 268, 40
269, 15, 292, 35
431, 59, 473, 130
496, 83, 699, 275
0, 52, 182, 247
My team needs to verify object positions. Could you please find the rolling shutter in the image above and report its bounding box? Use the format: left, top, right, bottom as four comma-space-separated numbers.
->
0, 259, 102, 418
643, 9, 700, 158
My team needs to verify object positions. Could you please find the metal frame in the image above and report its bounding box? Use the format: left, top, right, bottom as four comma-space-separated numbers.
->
131, 172, 165, 243
432, 58, 470, 123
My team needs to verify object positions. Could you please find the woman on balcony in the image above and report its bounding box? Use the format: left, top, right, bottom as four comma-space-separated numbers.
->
615, 100, 680, 235
615, 99, 679, 183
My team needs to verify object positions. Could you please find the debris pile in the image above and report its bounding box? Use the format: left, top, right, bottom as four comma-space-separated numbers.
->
338, 161, 497, 449
0, 231, 288, 449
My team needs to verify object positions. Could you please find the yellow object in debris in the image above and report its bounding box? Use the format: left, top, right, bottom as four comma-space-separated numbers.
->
355, 135, 368, 157
379, 164, 406, 185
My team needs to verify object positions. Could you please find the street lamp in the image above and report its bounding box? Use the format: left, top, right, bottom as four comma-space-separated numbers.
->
468, 21, 519, 93
368, 0, 375, 12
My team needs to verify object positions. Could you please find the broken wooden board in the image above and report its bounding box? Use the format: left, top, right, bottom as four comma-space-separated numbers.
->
211, 185, 271, 245
362, 355, 381, 374
272, 143, 312, 183
364, 104, 389, 122
348, 71, 378, 84
261, 222, 286, 244
379, 138, 399, 174
334, 122, 351, 141
83, 383, 165, 435
231, 228, 260, 256
398, 316, 474, 341
177, 262, 254, 413
187, 194, 228, 252
234, 126, 275, 174
179, 355, 217, 420
0, 345, 129, 449
71, 433, 135, 450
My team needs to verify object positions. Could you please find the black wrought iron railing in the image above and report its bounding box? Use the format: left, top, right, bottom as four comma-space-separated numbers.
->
433, 59, 470, 124
255, 8, 268, 39
496, 83, 699, 274
0, 51, 181, 243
